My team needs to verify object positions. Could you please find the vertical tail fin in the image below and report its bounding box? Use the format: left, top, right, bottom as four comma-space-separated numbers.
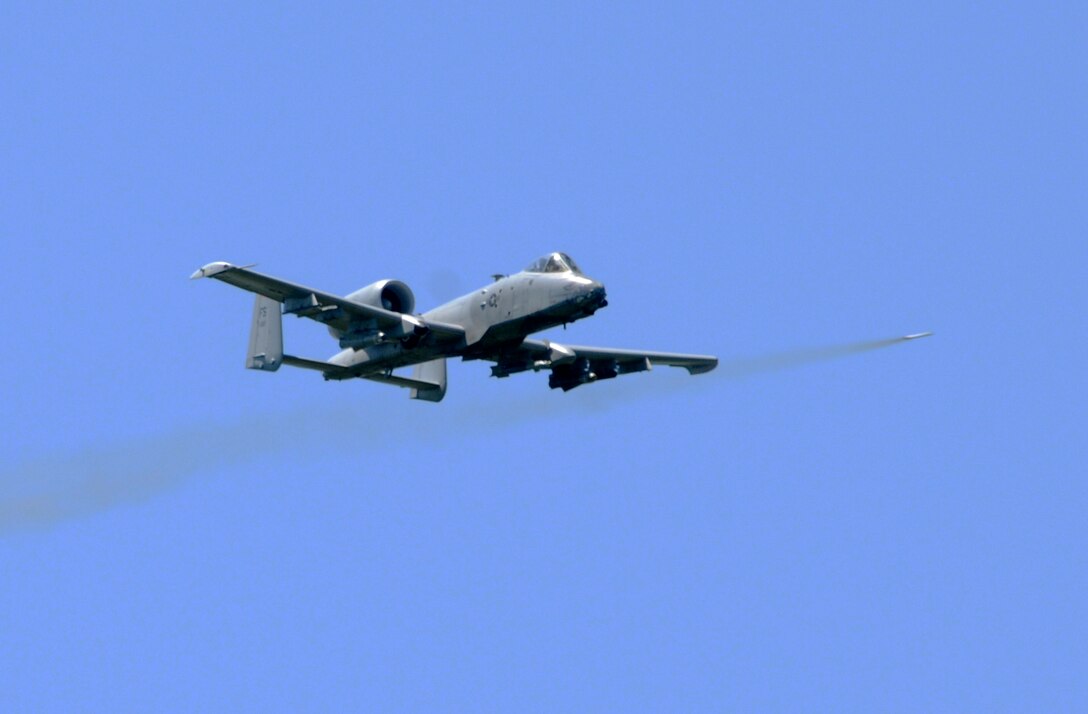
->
246, 295, 283, 371
410, 358, 447, 402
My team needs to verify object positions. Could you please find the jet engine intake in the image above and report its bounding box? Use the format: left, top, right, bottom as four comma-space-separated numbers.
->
345, 279, 416, 315
329, 280, 418, 343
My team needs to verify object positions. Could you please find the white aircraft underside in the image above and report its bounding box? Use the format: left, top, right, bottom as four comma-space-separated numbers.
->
192, 252, 717, 402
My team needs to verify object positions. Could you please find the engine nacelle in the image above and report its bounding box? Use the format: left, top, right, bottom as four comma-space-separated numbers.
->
346, 279, 415, 314
328, 279, 416, 341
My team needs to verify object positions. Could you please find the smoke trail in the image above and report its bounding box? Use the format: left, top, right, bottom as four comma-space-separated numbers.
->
0, 417, 290, 532
0, 397, 549, 534
0, 333, 929, 533
714, 334, 930, 379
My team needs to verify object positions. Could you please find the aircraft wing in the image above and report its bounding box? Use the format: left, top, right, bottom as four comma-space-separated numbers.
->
488, 338, 717, 390
190, 261, 465, 343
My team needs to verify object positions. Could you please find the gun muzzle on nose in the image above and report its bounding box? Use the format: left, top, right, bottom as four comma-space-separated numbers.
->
587, 281, 607, 309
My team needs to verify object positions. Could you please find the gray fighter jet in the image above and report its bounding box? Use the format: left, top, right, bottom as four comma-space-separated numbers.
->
191, 252, 717, 402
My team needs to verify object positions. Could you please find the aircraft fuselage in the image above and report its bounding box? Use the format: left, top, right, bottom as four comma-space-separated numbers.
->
327, 269, 608, 373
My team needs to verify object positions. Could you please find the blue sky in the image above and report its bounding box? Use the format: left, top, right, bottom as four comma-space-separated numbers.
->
1, 2, 1085, 711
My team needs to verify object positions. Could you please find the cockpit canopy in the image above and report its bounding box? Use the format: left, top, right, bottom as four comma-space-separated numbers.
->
525, 252, 584, 275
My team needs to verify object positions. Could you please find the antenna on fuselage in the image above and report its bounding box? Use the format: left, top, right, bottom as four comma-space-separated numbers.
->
491, 274, 506, 282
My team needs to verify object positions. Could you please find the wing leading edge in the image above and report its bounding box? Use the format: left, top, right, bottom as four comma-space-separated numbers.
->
486, 338, 717, 391
191, 261, 465, 342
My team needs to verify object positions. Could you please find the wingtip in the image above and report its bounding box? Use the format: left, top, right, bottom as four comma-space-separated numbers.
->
687, 357, 719, 375
189, 261, 234, 280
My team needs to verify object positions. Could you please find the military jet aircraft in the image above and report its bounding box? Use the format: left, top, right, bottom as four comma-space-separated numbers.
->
191, 252, 717, 402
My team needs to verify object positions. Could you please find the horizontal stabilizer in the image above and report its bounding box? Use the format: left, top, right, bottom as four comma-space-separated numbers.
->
281, 354, 351, 379
280, 355, 444, 399
362, 371, 443, 393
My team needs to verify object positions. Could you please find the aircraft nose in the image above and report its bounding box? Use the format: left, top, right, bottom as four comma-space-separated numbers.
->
588, 281, 607, 306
